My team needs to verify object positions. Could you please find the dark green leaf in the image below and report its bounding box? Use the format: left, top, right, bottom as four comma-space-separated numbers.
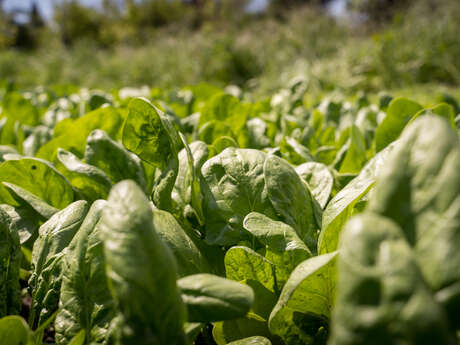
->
99, 180, 187, 345
55, 200, 115, 345
178, 273, 254, 323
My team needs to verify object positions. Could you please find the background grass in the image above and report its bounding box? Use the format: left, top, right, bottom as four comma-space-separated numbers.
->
1, 0, 459, 101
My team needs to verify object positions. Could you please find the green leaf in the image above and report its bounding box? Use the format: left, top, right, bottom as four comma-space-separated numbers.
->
201, 148, 277, 246
57, 148, 112, 202
0, 118, 25, 151
84, 129, 146, 190
225, 246, 277, 293
0, 316, 33, 345
123, 98, 181, 211
0, 158, 73, 209
243, 212, 312, 290
0, 204, 38, 244
264, 155, 318, 253
409, 102, 457, 129
338, 125, 367, 174
122, 97, 179, 168
268, 252, 338, 345
37, 106, 123, 162
55, 200, 115, 345
2, 182, 59, 220
152, 209, 211, 277
0, 208, 21, 317
318, 141, 396, 254
99, 180, 187, 345
68, 330, 85, 345
29, 201, 89, 327
375, 97, 422, 152
173, 137, 208, 224
178, 273, 254, 323
295, 162, 333, 209
213, 316, 275, 345
368, 115, 460, 328
329, 213, 456, 345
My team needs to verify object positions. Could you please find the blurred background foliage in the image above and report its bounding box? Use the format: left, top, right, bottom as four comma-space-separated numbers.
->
0, 0, 459, 97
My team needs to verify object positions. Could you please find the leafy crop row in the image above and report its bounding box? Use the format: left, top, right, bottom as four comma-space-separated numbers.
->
0, 82, 459, 345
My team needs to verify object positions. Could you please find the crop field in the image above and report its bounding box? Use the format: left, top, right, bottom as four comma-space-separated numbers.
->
0, 79, 459, 345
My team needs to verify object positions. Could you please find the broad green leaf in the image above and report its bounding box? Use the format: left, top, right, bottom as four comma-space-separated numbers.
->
122, 97, 179, 168
178, 273, 254, 322
296, 162, 333, 209
318, 141, 396, 254
0, 208, 21, 317
29, 201, 89, 327
99, 180, 187, 345
264, 155, 318, 253
84, 129, 146, 190
338, 125, 367, 174
57, 148, 112, 202
123, 97, 180, 211
329, 213, 455, 345
375, 97, 422, 152
268, 252, 338, 345
152, 209, 211, 277
55, 200, 114, 345
368, 116, 460, 328
0, 158, 73, 209
3, 183, 59, 220
243, 212, 312, 289
37, 107, 123, 162
201, 148, 277, 246
0, 315, 33, 345
225, 246, 277, 293
222, 246, 280, 341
